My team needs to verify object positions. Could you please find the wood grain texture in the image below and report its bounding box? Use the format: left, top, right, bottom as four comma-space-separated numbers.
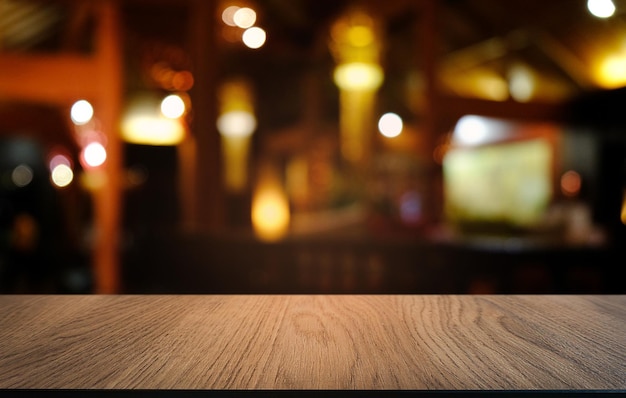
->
0, 295, 624, 390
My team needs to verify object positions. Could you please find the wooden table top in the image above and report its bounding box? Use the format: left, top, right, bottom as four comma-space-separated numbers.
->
0, 295, 624, 391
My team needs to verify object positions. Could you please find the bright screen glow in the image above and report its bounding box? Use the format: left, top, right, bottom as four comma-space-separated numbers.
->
443, 139, 552, 227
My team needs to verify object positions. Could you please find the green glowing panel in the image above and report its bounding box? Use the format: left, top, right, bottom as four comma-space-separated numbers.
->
443, 139, 552, 227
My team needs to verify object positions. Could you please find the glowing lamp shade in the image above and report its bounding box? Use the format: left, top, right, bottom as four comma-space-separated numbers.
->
216, 110, 257, 138
251, 169, 290, 242
333, 62, 383, 91
597, 54, 626, 89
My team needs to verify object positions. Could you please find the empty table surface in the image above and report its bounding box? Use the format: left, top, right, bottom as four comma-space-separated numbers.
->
0, 294, 624, 391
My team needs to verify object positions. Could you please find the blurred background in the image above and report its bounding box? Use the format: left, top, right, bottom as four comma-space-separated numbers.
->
0, 0, 624, 294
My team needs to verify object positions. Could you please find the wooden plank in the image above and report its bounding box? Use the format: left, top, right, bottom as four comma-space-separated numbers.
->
0, 295, 623, 390
0, 53, 99, 104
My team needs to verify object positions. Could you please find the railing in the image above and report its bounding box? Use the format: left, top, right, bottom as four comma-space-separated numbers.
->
122, 232, 622, 294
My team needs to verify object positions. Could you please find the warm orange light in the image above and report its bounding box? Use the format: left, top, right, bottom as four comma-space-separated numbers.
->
621, 190, 626, 225
251, 167, 290, 241
561, 170, 582, 197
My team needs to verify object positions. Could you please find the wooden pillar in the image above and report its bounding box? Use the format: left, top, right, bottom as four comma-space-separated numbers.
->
418, 0, 442, 227
92, 0, 123, 293
185, 0, 224, 233
0, 0, 124, 293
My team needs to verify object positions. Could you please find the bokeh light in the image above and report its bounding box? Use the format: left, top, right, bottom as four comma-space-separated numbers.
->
233, 7, 256, 29
49, 153, 74, 188
454, 115, 489, 145
122, 93, 186, 145
51, 164, 74, 188
82, 142, 107, 167
11, 164, 33, 187
252, 185, 290, 242
221, 5, 240, 26
242, 27, 266, 49
70, 99, 94, 125
587, 0, 616, 18
399, 191, 422, 225
378, 113, 403, 138
160, 94, 186, 119
597, 54, 626, 89
561, 170, 582, 197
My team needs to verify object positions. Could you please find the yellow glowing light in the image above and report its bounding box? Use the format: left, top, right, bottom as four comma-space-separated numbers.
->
347, 25, 374, 47
222, 5, 240, 26
51, 164, 73, 187
219, 79, 254, 114
222, 136, 252, 192
597, 54, 626, 88
82, 142, 107, 167
160, 94, 186, 119
587, 0, 615, 18
333, 62, 383, 91
70, 99, 94, 125
378, 112, 403, 138
252, 189, 290, 242
252, 169, 290, 242
122, 115, 185, 145
234, 7, 256, 28
122, 94, 186, 145
242, 27, 266, 49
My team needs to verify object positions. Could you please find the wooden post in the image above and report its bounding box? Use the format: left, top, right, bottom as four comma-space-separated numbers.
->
0, 0, 124, 293
91, 0, 123, 293
418, 0, 442, 227
186, 0, 224, 232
